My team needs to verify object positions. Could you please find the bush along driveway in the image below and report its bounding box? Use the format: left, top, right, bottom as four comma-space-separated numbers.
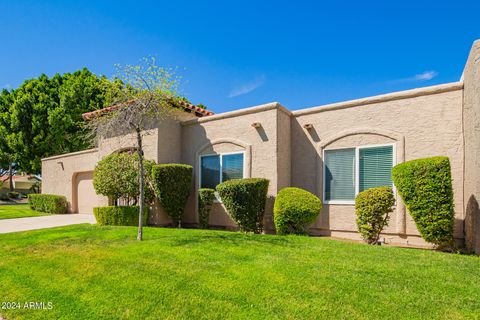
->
0, 225, 479, 320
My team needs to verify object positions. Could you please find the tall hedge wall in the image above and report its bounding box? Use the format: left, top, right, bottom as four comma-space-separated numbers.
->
216, 178, 269, 233
151, 164, 193, 226
392, 156, 455, 247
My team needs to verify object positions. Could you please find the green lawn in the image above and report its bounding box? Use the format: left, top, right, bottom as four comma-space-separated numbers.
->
0, 204, 50, 219
0, 225, 479, 320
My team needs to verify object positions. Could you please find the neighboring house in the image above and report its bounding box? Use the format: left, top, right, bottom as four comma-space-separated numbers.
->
1, 174, 41, 193
42, 40, 480, 251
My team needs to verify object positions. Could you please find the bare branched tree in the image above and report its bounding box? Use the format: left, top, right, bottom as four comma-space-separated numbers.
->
86, 57, 181, 240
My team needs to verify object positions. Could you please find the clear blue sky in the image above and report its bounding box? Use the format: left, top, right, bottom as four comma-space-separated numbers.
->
1, 0, 479, 113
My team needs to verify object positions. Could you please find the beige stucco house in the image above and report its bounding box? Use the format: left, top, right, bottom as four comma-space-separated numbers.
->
42, 40, 480, 251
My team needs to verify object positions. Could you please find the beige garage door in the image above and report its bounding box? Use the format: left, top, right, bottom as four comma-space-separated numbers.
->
75, 171, 97, 214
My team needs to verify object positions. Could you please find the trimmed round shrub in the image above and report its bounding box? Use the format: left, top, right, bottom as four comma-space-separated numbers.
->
216, 178, 269, 233
151, 164, 193, 226
198, 188, 215, 229
274, 187, 322, 235
28, 194, 68, 214
392, 156, 455, 247
355, 186, 395, 244
93, 206, 148, 226
93, 152, 155, 205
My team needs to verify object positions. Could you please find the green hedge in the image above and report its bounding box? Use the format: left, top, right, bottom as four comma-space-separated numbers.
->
93, 206, 148, 226
274, 187, 322, 235
28, 194, 68, 214
392, 156, 455, 247
355, 186, 395, 244
198, 188, 215, 229
216, 178, 269, 233
151, 164, 193, 226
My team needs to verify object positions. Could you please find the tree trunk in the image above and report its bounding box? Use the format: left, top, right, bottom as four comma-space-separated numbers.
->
136, 129, 145, 241
8, 163, 13, 192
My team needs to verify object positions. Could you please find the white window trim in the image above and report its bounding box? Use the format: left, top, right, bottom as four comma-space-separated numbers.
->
323, 143, 396, 205
199, 151, 246, 203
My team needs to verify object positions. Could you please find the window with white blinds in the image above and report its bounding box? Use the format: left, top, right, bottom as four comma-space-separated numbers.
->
359, 145, 393, 192
324, 144, 394, 203
200, 152, 244, 189
324, 149, 355, 201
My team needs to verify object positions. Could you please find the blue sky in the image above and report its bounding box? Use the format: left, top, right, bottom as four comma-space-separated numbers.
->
1, 1, 479, 113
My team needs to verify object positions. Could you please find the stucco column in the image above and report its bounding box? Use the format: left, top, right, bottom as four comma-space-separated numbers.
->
395, 136, 407, 235
463, 40, 480, 253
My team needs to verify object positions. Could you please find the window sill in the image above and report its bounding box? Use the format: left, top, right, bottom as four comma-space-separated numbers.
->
324, 200, 355, 205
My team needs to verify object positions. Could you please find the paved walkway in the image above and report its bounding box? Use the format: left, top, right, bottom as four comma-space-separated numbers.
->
0, 214, 96, 234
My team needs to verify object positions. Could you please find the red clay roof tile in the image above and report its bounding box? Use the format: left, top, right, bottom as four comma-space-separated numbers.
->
82, 99, 214, 120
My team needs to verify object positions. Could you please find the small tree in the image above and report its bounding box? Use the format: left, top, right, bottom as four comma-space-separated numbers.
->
355, 186, 395, 244
198, 188, 215, 229
93, 152, 155, 205
86, 58, 181, 240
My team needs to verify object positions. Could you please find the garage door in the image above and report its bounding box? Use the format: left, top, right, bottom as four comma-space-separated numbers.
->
75, 171, 97, 214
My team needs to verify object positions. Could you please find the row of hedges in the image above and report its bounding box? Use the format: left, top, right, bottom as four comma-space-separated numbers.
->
214, 181, 322, 236
93, 206, 148, 226
352, 156, 455, 248
93, 154, 193, 227
88, 151, 459, 248
28, 194, 68, 214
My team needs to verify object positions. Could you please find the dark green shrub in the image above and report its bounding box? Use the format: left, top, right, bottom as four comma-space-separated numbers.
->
274, 187, 322, 235
7, 191, 20, 199
355, 186, 395, 244
392, 156, 455, 247
0, 193, 10, 201
216, 178, 269, 233
198, 188, 215, 229
28, 194, 68, 214
93, 206, 148, 226
93, 152, 155, 205
151, 164, 193, 226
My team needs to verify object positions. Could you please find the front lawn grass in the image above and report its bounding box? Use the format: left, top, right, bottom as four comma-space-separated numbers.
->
0, 204, 50, 219
0, 225, 479, 320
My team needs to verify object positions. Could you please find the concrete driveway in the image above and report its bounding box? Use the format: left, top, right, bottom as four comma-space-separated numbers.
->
0, 214, 96, 234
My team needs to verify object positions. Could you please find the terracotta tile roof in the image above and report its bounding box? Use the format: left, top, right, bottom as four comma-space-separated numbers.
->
82, 99, 214, 120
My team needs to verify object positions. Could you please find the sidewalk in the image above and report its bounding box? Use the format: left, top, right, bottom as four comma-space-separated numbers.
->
0, 214, 96, 234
